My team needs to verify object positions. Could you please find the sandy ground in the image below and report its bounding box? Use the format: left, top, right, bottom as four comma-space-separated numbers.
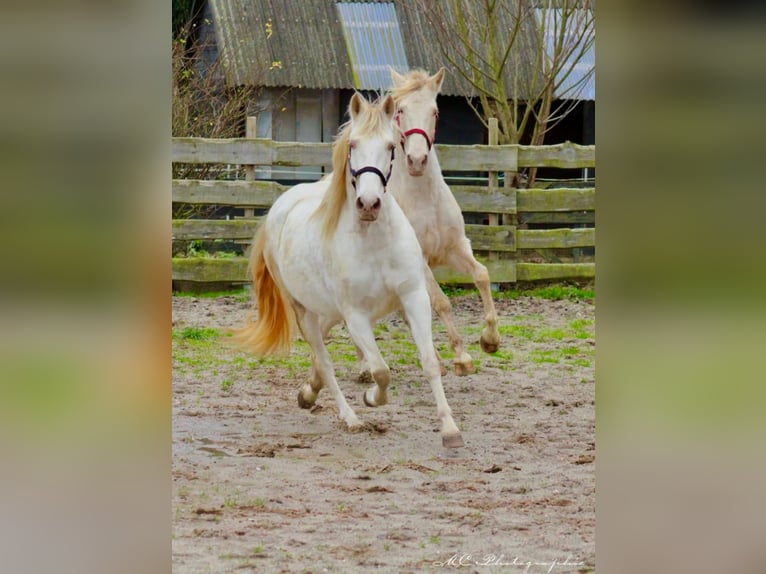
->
172, 292, 595, 573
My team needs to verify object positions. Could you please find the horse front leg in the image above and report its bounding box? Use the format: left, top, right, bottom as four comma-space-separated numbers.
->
424, 265, 474, 375
296, 310, 362, 430
344, 312, 390, 407
400, 287, 464, 448
446, 240, 501, 354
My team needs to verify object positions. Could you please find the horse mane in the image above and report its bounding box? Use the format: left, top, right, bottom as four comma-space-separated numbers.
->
314, 96, 391, 241
389, 69, 433, 103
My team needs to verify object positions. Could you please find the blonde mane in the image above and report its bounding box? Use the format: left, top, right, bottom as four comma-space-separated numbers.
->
389, 69, 434, 103
314, 96, 393, 240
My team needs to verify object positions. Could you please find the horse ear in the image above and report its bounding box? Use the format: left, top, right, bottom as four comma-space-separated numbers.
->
381, 94, 396, 120
349, 92, 367, 122
390, 67, 406, 87
431, 67, 446, 93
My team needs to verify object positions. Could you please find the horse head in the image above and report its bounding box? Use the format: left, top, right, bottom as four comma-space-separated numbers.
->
390, 67, 444, 176
346, 92, 397, 222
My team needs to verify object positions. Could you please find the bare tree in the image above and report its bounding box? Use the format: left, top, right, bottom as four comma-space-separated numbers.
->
404, 0, 594, 186
172, 17, 261, 218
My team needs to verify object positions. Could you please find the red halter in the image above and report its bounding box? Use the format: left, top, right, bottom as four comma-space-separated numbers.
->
396, 111, 438, 152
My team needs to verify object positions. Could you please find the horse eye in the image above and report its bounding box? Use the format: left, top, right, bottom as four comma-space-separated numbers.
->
349, 140, 357, 149
387, 143, 395, 151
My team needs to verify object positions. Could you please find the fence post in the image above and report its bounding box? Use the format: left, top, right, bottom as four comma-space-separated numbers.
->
242, 116, 258, 219
487, 118, 499, 253
487, 118, 500, 290
504, 142, 518, 284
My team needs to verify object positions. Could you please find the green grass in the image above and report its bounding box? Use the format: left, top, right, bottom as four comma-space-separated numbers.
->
530, 349, 561, 364
498, 315, 594, 349
173, 288, 251, 302
174, 326, 220, 341
177, 282, 593, 303
520, 283, 594, 301
441, 282, 594, 301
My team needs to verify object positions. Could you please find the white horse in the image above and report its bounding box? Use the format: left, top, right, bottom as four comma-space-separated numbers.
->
235, 93, 464, 449
387, 68, 502, 376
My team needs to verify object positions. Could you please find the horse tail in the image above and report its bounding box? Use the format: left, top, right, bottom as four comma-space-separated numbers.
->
233, 225, 294, 356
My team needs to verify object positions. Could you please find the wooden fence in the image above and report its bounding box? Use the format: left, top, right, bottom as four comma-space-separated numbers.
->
172, 124, 595, 286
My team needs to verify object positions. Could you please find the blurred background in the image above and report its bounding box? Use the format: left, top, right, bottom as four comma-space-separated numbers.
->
0, 0, 765, 572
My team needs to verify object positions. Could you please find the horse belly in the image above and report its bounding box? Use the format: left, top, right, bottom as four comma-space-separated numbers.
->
269, 197, 341, 320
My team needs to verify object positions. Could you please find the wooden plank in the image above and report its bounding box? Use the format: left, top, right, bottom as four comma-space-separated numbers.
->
433, 259, 516, 284
173, 138, 593, 171
172, 219, 516, 251
464, 224, 516, 252
172, 180, 287, 206
274, 141, 333, 167
172, 219, 261, 241
172, 138, 274, 164
172, 257, 518, 284
450, 186, 517, 214
516, 228, 595, 249
172, 258, 596, 284
174, 180, 519, 214
519, 211, 595, 225
517, 142, 595, 169
172, 257, 249, 283
435, 144, 518, 172
517, 188, 595, 212
516, 262, 595, 281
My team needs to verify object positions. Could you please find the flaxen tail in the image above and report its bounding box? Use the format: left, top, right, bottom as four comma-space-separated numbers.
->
232, 225, 294, 355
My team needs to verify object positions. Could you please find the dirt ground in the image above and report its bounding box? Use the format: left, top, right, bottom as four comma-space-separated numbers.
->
172, 291, 595, 573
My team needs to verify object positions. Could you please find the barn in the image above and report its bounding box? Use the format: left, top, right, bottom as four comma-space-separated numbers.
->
194, 0, 594, 183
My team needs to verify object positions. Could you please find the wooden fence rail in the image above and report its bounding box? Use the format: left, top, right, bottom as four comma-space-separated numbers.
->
172, 132, 595, 286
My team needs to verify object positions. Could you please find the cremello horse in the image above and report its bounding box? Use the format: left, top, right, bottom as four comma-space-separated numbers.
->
386, 68, 501, 376
236, 93, 463, 449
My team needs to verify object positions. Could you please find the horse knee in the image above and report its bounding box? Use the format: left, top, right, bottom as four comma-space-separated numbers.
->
474, 264, 490, 287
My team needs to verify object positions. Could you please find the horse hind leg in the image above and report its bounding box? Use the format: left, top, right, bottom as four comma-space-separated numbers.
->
425, 267, 474, 375
297, 311, 362, 430
446, 243, 500, 354
322, 317, 373, 385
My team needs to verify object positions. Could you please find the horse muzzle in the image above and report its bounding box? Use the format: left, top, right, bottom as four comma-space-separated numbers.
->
356, 196, 381, 221
406, 152, 429, 176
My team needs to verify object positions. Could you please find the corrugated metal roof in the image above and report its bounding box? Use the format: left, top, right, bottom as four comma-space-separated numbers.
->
536, 8, 595, 100
207, 0, 593, 100
208, 0, 353, 89
337, 2, 409, 90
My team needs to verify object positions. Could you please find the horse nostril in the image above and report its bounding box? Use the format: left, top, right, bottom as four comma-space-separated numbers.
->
356, 197, 364, 210
372, 198, 381, 210
407, 155, 414, 167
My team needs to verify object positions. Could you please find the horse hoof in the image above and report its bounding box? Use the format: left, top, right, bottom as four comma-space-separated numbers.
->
297, 389, 314, 409
442, 432, 465, 449
453, 361, 475, 376
357, 370, 374, 385
362, 391, 377, 407
440, 363, 448, 376
346, 419, 364, 432
480, 334, 500, 354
